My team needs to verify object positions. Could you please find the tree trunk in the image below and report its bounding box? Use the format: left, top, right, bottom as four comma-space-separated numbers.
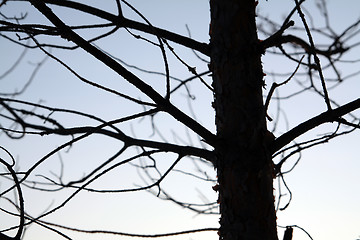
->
210, 0, 278, 239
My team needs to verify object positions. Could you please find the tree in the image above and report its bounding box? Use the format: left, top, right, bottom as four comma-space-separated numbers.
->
1, 0, 360, 239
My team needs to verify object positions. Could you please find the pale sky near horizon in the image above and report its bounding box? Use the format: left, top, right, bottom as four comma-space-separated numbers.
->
1, 1, 360, 240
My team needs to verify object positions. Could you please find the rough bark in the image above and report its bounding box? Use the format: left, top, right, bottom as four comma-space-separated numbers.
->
210, 0, 278, 239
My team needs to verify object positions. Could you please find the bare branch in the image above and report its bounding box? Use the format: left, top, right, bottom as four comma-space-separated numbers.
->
271, 98, 360, 153
26, 0, 210, 55
28, 0, 217, 146
294, 0, 331, 110
0, 147, 24, 240
31, 218, 218, 238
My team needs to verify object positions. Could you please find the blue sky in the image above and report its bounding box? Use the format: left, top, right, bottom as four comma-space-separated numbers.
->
1, 1, 360, 240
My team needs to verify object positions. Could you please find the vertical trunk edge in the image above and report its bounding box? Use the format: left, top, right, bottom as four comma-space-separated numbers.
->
210, 0, 278, 239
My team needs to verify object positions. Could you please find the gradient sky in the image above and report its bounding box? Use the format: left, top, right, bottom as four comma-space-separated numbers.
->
1, 1, 360, 240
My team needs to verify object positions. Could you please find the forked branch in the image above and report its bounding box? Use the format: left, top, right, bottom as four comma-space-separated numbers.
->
28, 0, 216, 146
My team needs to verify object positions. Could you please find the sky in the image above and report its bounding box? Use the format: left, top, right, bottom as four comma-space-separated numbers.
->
1, 0, 360, 240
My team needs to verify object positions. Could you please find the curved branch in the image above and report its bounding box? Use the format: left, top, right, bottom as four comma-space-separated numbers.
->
0, 147, 24, 240
262, 34, 349, 57
31, 217, 219, 238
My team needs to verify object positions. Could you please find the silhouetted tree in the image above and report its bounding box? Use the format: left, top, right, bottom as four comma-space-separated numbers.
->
1, 0, 360, 239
